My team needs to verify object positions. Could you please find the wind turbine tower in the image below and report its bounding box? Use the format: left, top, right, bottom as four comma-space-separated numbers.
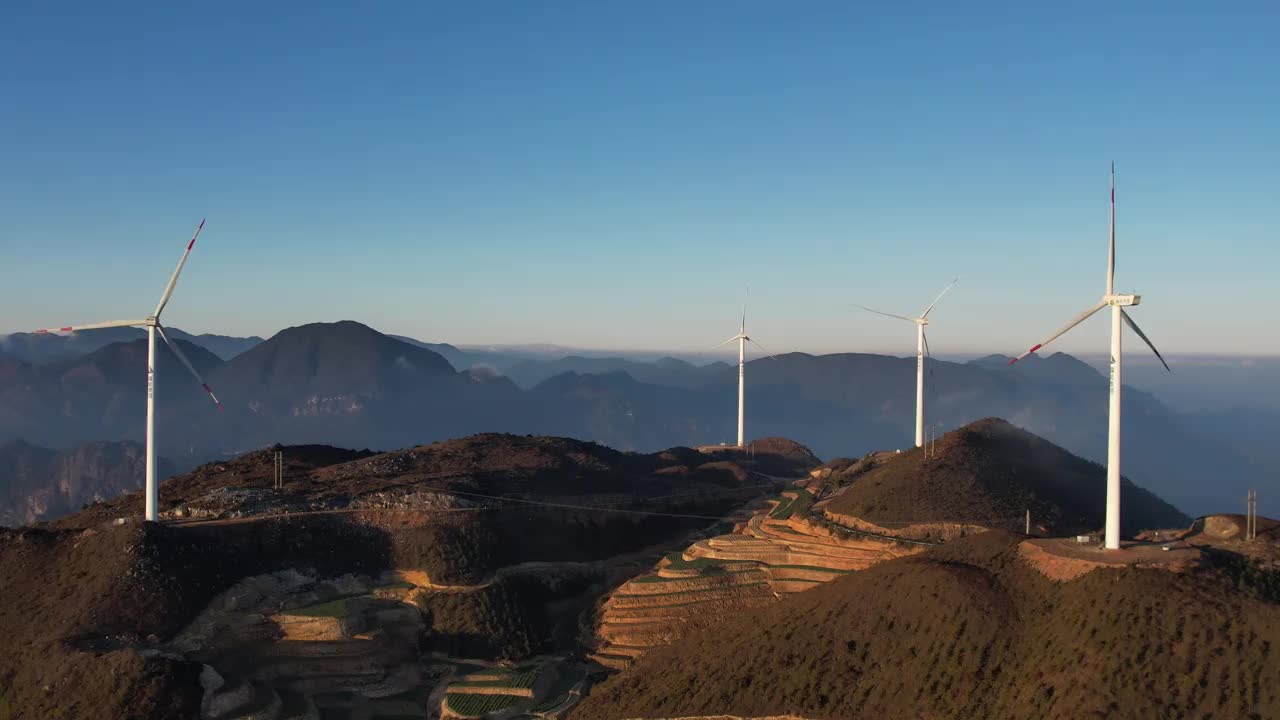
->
855, 278, 957, 448
711, 289, 777, 448
33, 220, 223, 522
1010, 166, 1170, 550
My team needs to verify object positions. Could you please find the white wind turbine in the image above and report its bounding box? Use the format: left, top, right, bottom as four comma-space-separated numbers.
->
854, 278, 958, 449
710, 288, 777, 448
33, 219, 223, 522
1010, 165, 1170, 550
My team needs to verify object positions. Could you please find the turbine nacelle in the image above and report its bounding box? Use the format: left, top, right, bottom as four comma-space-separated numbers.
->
1107, 293, 1140, 307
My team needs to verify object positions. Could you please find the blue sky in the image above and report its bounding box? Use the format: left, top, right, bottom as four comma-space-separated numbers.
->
2, 2, 1277, 356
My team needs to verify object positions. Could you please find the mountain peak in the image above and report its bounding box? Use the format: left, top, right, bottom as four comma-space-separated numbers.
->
824, 417, 1187, 536
207, 321, 458, 412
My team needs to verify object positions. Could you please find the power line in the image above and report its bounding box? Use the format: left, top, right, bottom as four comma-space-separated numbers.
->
1246, 489, 1257, 542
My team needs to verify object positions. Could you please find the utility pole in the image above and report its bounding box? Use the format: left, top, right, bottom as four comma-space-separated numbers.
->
1246, 489, 1257, 542
1025, 509, 1031, 536
274, 450, 283, 491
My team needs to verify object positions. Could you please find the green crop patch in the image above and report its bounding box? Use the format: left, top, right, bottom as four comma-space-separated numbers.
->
444, 692, 525, 717
285, 596, 358, 618
455, 662, 542, 690
770, 490, 815, 520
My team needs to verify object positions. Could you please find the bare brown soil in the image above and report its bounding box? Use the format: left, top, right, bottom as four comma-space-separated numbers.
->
1018, 538, 1204, 581
1184, 514, 1280, 563
574, 531, 1280, 720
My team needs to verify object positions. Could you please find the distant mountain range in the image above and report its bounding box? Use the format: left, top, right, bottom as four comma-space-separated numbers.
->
0, 327, 264, 362
0, 320, 1266, 518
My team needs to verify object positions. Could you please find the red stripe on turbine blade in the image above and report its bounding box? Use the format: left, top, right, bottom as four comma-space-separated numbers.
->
1010, 343, 1043, 366
202, 384, 224, 410
34, 329, 49, 334
187, 219, 205, 250
60, 327, 74, 332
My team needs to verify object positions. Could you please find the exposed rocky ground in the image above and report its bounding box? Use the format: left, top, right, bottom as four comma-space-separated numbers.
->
1, 434, 817, 720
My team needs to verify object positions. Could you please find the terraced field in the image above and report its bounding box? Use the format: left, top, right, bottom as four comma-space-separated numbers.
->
168, 570, 594, 720
592, 490, 920, 668
439, 659, 588, 718
180, 574, 434, 719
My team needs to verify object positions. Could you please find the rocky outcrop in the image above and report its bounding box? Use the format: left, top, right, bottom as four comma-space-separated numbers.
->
0, 439, 172, 525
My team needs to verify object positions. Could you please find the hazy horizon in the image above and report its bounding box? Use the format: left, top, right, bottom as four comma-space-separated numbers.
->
9, 319, 1280, 360
8, 318, 1279, 416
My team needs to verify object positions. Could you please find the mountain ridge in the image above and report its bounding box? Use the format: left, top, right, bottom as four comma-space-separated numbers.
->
0, 321, 1262, 517
0, 327, 263, 362
822, 417, 1189, 536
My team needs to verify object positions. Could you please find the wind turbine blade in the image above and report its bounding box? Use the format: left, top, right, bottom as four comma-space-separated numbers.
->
747, 337, 780, 362
923, 329, 934, 377
33, 319, 147, 334
851, 303, 915, 323
154, 219, 206, 317
741, 283, 749, 334
1121, 310, 1171, 373
1108, 163, 1116, 295
709, 334, 740, 351
920, 277, 959, 318
157, 325, 224, 410
1009, 298, 1109, 365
